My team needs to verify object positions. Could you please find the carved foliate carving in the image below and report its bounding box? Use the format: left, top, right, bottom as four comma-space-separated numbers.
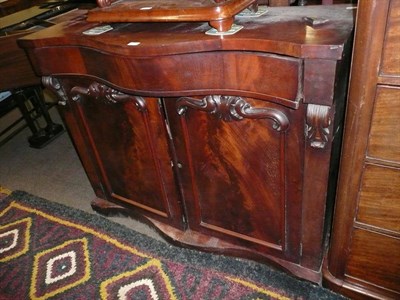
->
42, 76, 68, 106
305, 104, 332, 149
176, 95, 289, 131
70, 82, 147, 112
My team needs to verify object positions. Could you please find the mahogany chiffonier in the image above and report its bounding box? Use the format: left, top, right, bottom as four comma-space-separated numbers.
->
18, 2, 354, 283
323, 0, 400, 298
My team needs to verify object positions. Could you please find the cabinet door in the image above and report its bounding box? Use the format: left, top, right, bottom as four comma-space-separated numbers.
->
61, 78, 183, 228
165, 95, 303, 260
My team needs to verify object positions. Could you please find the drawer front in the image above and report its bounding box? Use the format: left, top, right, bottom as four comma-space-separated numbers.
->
357, 164, 400, 233
34, 47, 302, 108
346, 228, 400, 293
380, 0, 400, 76
368, 86, 400, 162
83, 50, 302, 108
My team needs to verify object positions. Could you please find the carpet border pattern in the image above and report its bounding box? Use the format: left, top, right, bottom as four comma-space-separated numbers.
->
0, 190, 345, 299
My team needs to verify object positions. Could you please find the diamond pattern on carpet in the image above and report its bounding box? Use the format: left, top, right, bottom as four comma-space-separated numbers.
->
0, 190, 346, 300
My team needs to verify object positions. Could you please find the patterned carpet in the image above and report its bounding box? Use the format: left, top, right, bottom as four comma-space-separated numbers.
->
0, 189, 345, 299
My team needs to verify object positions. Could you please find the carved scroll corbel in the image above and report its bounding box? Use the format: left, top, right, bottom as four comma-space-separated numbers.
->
70, 82, 147, 112
305, 104, 332, 149
177, 95, 289, 132
42, 76, 68, 106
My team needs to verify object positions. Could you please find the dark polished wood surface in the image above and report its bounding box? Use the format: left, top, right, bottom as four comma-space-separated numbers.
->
19, 4, 354, 283
0, 7, 89, 91
20, 5, 353, 60
0, 0, 46, 17
0, 5, 95, 147
0, 5, 51, 90
0, 30, 39, 90
323, 0, 400, 299
87, 0, 257, 32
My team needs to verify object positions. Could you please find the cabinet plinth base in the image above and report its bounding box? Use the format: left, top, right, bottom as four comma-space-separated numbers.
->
91, 197, 322, 284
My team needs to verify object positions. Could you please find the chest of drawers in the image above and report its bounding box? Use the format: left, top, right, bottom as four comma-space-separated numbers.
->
323, 0, 400, 298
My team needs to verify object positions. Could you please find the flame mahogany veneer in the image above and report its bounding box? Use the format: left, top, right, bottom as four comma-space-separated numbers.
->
18, 4, 354, 283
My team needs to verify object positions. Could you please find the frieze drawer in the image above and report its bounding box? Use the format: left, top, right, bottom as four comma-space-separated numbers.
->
31, 48, 302, 108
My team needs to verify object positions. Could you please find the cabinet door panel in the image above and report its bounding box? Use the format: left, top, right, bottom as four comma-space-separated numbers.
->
64, 79, 182, 226
166, 96, 303, 259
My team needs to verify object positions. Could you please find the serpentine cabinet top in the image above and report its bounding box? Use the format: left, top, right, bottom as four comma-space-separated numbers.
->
18, 4, 354, 59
